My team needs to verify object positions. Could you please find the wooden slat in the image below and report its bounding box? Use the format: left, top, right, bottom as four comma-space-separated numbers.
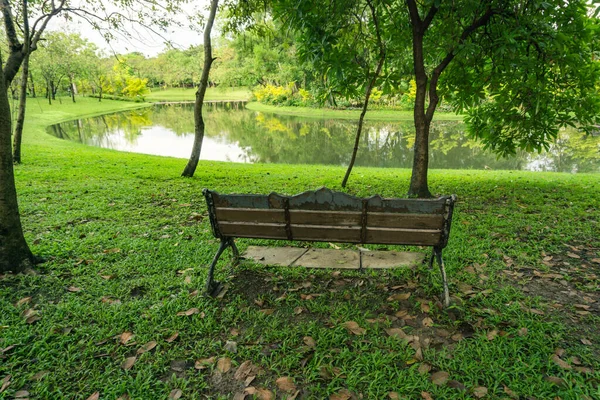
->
289, 210, 361, 226
367, 196, 448, 214
213, 193, 271, 209
216, 208, 285, 224
218, 222, 287, 239
368, 213, 444, 229
290, 225, 361, 242
365, 228, 442, 246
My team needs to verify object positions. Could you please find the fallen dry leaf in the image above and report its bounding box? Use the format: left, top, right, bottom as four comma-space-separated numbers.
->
217, 357, 232, 373
415, 347, 423, 361
15, 297, 32, 307
581, 338, 592, 346
421, 317, 434, 327
116, 395, 130, 400
30, 371, 49, 381
176, 308, 201, 316
86, 392, 99, 400
387, 293, 411, 301
195, 357, 215, 370
168, 389, 183, 400
431, 371, 449, 385
503, 385, 518, 398
259, 308, 275, 315
121, 356, 136, 370
551, 354, 572, 370
342, 321, 366, 335
575, 366, 593, 374
294, 306, 304, 315
165, 332, 179, 343
388, 392, 400, 399
472, 386, 488, 398
303, 336, 316, 348
15, 390, 29, 399
544, 376, 566, 386
418, 363, 432, 374
566, 252, 580, 259
421, 392, 434, 400
385, 328, 408, 340
224, 340, 238, 353
26, 315, 41, 324
0, 375, 10, 393
119, 332, 134, 345
329, 388, 352, 400
518, 327, 528, 336
67, 286, 83, 293
486, 330, 498, 341
234, 360, 260, 381
137, 341, 157, 355
276, 376, 297, 393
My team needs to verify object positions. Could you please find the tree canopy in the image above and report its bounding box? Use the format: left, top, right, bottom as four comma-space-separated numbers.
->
266, 0, 600, 195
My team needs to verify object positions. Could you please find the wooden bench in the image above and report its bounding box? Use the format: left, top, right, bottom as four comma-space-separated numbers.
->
202, 187, 457, 306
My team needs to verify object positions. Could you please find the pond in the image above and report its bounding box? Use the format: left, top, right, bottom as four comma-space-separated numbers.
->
48, 102, 600, 173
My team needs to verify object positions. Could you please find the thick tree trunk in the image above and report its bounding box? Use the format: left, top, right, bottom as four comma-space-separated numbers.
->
181, 0, 218, 177
407, 2, 433, 198
0, 70, 34, 273
409, 118, 432, 198
13, 52, 30, 164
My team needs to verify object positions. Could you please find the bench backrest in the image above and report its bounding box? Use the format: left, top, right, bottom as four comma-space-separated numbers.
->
203, 187, 457, 248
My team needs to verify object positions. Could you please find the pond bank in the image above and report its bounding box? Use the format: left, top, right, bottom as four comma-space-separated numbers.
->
245, 102, 464, 121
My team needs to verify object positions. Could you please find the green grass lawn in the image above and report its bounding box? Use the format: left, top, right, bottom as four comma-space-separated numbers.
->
145, 87, 251, 102
0, 96, 599, 399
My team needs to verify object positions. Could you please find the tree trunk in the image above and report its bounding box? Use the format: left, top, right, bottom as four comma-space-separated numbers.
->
0, 69, 34, 273
342, 55, 385, 188
13, 52, 30, 164
47, 81, 52, 105
181, 0, 218, 177
407, 3, 433, 198
69, 75, 75, 103
29, 72, 35, 97
98, 87, 102, 102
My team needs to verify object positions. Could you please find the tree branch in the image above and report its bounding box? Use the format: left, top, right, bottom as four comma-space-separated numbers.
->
426, 6, 495, 121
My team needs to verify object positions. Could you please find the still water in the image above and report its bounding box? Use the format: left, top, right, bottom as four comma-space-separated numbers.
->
48, 102, 600, 172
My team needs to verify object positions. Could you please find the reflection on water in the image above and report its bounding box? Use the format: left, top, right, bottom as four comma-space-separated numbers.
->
48, 102, 600, 172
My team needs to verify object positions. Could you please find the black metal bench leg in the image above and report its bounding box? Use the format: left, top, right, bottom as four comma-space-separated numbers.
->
428, 250, 435, 269
434, 247, 450, 307
205, 239, 229, 296
229, 238, 240, 266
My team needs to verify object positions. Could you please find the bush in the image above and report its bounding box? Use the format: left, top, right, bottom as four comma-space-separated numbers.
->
253, 83, 314, 106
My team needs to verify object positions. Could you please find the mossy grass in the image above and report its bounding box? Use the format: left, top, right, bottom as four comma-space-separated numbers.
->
246, 102, 465, 121
0, 96, 599, 399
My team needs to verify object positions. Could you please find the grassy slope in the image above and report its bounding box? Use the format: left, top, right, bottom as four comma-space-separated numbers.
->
145, 87, 251, 102
246, 102, 465, 121
0, 97, 599, 399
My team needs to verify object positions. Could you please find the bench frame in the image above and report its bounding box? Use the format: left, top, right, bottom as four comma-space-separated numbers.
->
203, 187, 457, 306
